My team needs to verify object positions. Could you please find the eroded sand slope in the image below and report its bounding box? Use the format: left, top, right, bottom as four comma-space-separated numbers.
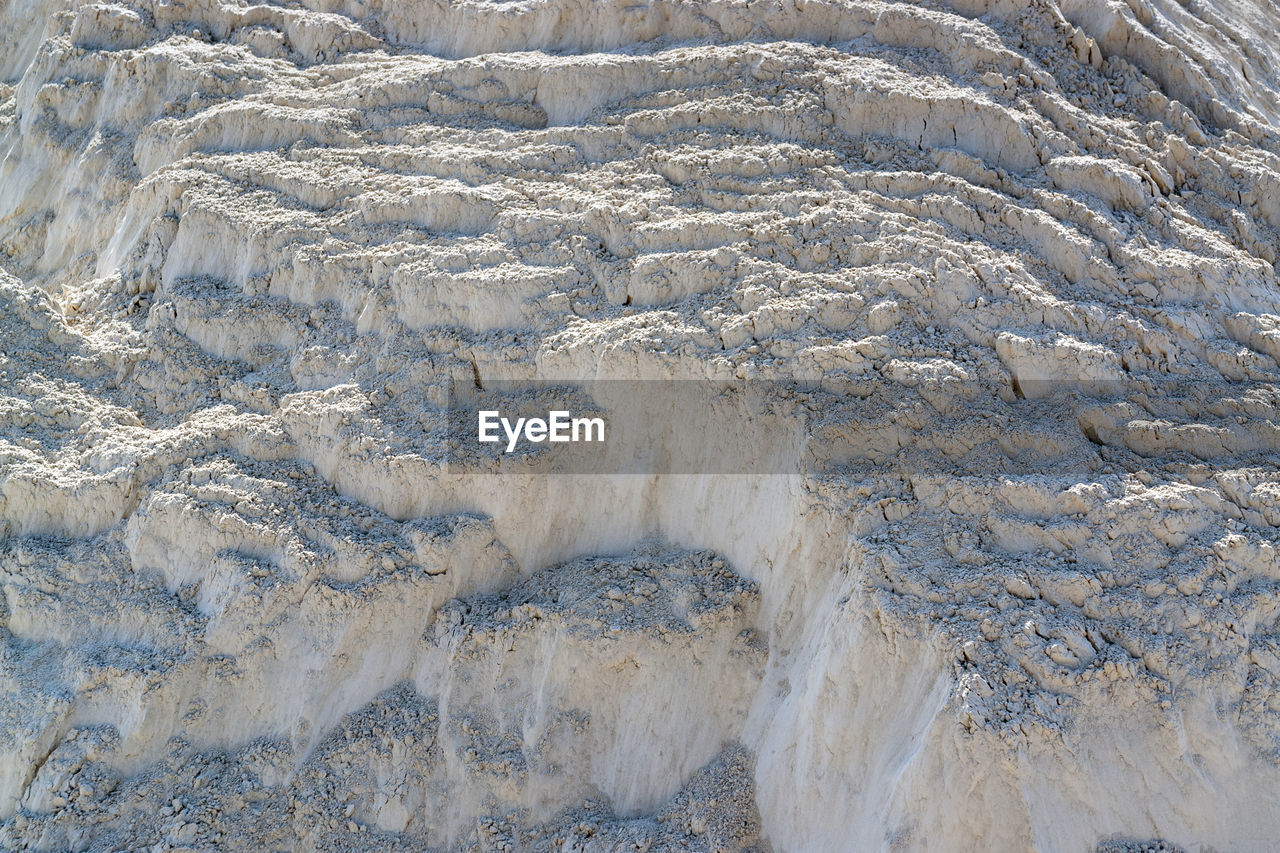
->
2, 0, 1280, 850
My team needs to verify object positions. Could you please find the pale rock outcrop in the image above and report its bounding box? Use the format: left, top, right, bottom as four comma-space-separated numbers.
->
2, 0, 1280, 849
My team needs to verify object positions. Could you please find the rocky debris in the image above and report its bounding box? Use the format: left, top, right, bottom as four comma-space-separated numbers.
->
1096, 840, 1186, 853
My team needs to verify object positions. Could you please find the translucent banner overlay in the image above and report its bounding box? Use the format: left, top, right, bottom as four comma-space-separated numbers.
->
440, 378, 1280, 475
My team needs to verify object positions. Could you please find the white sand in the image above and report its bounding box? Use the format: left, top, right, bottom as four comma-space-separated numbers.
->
2, 0, 1280, 849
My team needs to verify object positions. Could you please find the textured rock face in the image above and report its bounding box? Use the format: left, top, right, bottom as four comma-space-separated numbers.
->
2, 0, 1280, 850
